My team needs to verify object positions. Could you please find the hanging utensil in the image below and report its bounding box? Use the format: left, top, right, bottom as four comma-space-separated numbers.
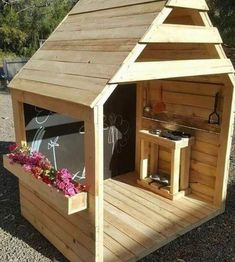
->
208, 92, 220, 125
155, 85, 166, 113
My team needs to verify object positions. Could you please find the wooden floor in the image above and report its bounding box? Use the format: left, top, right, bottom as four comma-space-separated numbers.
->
103, 173, 221, 262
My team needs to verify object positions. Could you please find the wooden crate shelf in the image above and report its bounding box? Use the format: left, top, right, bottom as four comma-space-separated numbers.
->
3, 155, 87, 215
138, 130, 194, 200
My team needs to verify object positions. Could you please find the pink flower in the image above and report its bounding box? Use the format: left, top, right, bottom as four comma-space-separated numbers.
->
23, 164, 32, 173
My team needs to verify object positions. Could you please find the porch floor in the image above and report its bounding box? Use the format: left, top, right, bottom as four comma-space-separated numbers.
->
103, 173, 220, 262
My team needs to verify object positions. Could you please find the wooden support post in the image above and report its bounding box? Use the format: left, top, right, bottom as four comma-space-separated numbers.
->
214, 74, 235, 208
170, 148, 181, 195
180, 147, 191, 191
140, 139, 149, 180
85, 106, 104, 262
150, 143, 158, 175
11, 90, 26, 146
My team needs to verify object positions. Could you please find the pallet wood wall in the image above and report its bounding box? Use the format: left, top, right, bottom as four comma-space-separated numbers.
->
139, 78, 225, 203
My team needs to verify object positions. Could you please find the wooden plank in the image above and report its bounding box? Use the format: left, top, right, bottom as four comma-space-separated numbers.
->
170, 148, 180, 195
110, 59, 234, 83
68, 1, 164, 21
21, 196, 94, 261
104, 220, 146, 258
140, 139, 149, 180
50, 25, 150, 41
166, 0, 209, 10
192, 141, 218, 157
12, 89, 90, 122
21, 206, 83, 262
43, 39, 138, 52
17, 68, 108, 91
104, 184, 182, 237
190, 183, 215, 198
70, 0, 165, 15
20, 183, 96, 254
59, 12, 157, 32
106, 179, 189, 228
180, 147, 191, 191
110, 178, 199, 223
191, 150, 217, 167
104, 247, 123, 262
214, 74, 235, 207
85, 106, 104, 261
32, 50, 128, 65
190, 160, 217, 177
11, 90, 26, 146
104, 201, 164, 243
25, 60, 117, 79
163, 91, 214, 109
10, 78, 99, 108
190, 170, 215, 188
104, 234, 136, 262
140, 24, 222, 44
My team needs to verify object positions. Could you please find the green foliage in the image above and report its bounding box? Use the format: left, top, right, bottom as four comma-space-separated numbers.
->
0, 0, 78, 57
208, 0, 235, 44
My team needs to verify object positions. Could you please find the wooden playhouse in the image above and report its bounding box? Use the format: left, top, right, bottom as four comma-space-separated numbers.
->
3, 0, 235, 261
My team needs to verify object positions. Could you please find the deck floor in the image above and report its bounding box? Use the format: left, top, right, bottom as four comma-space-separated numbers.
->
103, 173, 220, 262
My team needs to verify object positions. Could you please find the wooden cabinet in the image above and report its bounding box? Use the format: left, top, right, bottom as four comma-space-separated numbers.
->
138, 130, 194, 200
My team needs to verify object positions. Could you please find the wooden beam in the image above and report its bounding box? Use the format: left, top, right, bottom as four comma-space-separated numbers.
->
110, 59, 234, 83
140, 24, 222, 44
166, 0, 209, 11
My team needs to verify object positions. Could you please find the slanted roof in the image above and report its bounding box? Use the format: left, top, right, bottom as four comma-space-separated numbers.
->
10, 0, 166, 107
9, 0, 234, 108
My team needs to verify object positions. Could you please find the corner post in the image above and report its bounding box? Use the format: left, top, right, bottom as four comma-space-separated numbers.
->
85, 105, 104, 262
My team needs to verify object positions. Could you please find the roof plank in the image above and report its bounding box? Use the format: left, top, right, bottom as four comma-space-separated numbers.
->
70, 0, 165, 15
16, 69, 107, 93
166, 0, 209, 11
25, 60, 118, 79
110, 59, 234, 83
140, 24, 223, 44
10, 79, 99, 107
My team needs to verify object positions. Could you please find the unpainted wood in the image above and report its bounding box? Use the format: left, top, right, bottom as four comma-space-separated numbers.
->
140, 24, 222, 44
70, 0, 166, 15
166, 0, 209, 11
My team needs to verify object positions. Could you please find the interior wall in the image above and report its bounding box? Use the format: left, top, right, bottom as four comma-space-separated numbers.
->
138, 78, 225, 203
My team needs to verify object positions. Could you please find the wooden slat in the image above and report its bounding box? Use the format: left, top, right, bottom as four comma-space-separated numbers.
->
190, 170, 215, 188
59, 12, 157, 32
110, 59, 234, 83
25, 60, 117, 79
166, 0, 209, 11
70, 0, 165, 15
50, 26, 149, 42
10, 78, 99, 107
32, 50, 128, 65
21, 206, 82, 262
140, 24, 222, 44
68, 1, 164, 20
43, 39, 138, 52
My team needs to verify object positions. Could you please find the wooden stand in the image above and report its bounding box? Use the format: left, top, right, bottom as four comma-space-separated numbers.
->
138, 130, 194, 200
3, 156, 87, 215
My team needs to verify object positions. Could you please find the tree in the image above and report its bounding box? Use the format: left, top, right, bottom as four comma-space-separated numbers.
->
208, 0, 235, 44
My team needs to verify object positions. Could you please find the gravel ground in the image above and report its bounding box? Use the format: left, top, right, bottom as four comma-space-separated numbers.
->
0, 90, 235, 262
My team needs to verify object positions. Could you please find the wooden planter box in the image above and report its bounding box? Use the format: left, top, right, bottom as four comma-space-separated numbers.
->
3, 155, 87, 215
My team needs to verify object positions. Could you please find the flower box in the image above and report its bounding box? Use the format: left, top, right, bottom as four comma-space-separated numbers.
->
3, 155, 87, 215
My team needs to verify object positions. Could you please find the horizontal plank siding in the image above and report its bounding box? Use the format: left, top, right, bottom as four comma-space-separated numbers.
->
70, 0, 166, 15
166, 0, 209, 10
140, 25, 222, 44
